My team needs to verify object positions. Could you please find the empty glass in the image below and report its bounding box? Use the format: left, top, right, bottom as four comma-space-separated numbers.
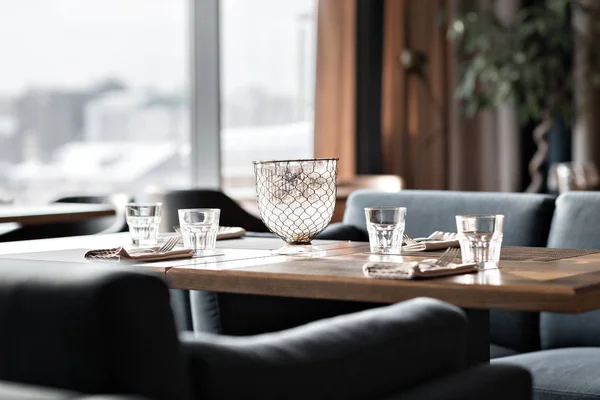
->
365, 207, 407, 254
178, 209, 220, 255
125, 203, 162, 246
456, 214, 504, 269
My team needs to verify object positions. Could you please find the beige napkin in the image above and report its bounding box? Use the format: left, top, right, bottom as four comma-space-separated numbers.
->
158, 226, 246, 244
363, 259, 477, 280
402, 231, 460, 252
85, 247, 193, 262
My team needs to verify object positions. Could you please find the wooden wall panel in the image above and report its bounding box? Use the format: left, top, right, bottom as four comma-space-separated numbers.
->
381, 0, 450, 189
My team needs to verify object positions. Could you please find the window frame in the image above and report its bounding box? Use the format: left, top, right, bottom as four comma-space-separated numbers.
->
190, 0, 221, 189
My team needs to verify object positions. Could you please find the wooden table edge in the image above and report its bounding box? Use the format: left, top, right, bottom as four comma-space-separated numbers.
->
0, 209, 116, 225
165, 267, 591, 313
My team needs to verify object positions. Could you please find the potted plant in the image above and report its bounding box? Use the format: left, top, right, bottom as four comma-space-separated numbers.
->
448, 0, 600, 192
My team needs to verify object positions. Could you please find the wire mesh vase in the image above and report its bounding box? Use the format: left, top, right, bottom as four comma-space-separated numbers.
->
253, 158, 338, 255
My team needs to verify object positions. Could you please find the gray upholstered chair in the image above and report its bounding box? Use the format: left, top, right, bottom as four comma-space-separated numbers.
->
0, 262, 532, 400
145, 189, 268, 233
0, 193, 131, 242
495, 191, 600, 400
143, 188, 270, 332
325, 189, 555, 247
0, 264, 191, 400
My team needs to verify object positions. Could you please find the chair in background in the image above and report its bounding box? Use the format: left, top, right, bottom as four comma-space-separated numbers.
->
0, 193, 131, 242
332, 174, 404, 223
145, 188, 269, 233
144, 188, 270, 332
53, 193, 131, 235
494, 191, 600, 400
0, 262, 532, 400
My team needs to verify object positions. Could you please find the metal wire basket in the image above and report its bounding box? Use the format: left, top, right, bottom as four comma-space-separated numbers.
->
253, 158, 338, 246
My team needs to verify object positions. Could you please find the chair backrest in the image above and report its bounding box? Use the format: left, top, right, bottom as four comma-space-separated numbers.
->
146, 189, 269, 233
54, 193, 131, 235
546, 191, 600, 249
343, 190, 556, 247
0, 194, 131, 243
0, 261, 191, 400
343, 189, 557, 354
143, 189, 269, 334
541, 191, 600, 349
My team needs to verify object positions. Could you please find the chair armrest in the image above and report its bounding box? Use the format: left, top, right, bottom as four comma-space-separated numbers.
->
387, 364, 532, 400
316, 222, 368, 241
0, 263, 190, 400
0, 380, 148, 400
181, 298, 468, 400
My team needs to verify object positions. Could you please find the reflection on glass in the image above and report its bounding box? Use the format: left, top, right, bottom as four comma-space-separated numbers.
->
455, 269, 503, 285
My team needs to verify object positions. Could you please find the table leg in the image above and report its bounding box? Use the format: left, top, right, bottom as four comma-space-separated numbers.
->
464, 308, 490, 365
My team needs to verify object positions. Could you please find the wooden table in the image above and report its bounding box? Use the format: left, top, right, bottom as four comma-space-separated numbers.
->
0, 203, 116, 225
2, 233, 600, 364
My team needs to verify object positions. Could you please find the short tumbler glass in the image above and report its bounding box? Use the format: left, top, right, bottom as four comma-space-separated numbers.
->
365, 207, 407, 254
178, 208, 220, 255
125, 203, 162, 246
456, 214, 504, 269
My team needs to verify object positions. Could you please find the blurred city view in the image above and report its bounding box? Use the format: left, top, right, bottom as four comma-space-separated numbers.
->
0, 0, 315, 204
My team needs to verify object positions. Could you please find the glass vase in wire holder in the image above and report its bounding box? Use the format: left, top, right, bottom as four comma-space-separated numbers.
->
253, 158, 338, 256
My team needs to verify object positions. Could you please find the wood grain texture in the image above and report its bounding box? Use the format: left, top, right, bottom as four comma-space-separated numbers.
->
166, 245, 600, 313
313, 0, 356, 180
6, 233, 600, 313
0, 203, 115, 225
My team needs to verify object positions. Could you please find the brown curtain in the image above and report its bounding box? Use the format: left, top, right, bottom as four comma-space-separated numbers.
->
381, 0, 522, 191
313, 0, 356, 181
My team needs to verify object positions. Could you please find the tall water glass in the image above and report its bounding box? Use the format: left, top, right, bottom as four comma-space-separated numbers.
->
365, 207, 407, 254
125, 203, 162, 246
178, 209, 220, 255
456, 214, 504, 269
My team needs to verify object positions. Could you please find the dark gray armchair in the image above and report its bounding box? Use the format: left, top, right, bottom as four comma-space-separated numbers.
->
0, 262, 531, 400
494, 191, 600, 400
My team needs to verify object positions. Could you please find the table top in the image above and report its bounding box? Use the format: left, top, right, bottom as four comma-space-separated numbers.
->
0, 203, 116, 225
2, 233, 600, 313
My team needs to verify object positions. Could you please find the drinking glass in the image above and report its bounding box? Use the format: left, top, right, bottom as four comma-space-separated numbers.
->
456, 214, 504, 269
178, 209, 220, 255
365, 207, 407, 254
125, 203, 162, 246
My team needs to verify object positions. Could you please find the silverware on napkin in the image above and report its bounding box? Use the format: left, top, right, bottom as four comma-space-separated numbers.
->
402, 231, 460, 252
84, 246, 194, 262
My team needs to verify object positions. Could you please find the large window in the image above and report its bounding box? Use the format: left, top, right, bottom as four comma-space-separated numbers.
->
0, 0, 189, 204
0, 0, 317, 205
219, 0, 317, 196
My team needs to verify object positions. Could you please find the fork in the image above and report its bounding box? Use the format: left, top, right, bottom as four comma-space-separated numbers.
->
152, 236, 179, 254
403, 234, 419, 246
432, 247, 459, 267
173, 226, 182, 236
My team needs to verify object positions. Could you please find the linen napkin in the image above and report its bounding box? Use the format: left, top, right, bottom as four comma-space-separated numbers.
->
363, 259, 477, 280
402, 231, 460, 252
85, 247, 193, 262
